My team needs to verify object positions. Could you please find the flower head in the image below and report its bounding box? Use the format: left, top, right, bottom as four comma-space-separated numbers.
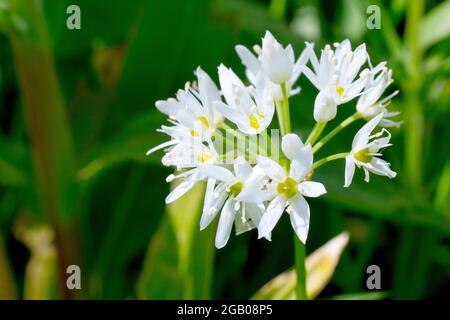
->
155, 67, 222, 141
356, 62, 401, 127
344, 114, 397, 187
302, 40, 370, 122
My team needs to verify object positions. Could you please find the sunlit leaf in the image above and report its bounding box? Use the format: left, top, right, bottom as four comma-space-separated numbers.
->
252, 232, 350, 300
138, 182, 216, 299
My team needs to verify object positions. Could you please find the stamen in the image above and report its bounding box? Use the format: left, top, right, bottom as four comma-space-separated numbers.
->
249, 115, 260, 130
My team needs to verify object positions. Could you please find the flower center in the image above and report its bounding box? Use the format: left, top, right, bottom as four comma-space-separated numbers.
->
277, 177, 298, 199
336, 86, 344, 97
190, 129, 199, 137
198, 151, 213, 163
226, 181, 243, 197
249, 115, 260, 130
354, 148, 372, 163
197, 116, 209, 128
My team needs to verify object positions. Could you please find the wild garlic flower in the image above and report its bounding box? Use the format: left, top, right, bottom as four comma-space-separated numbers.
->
356, 62, 401, 127
260, 31, 295, 84
148, 31, 399, 249
215, 64, 274, 134
240, 134, 326, 244
199, 157, 267, 248
235, 31, 309, 100
163, 142, 218, 204
345, 114, 397, 187
155, 67, 222, 141
302, 40, 370, 122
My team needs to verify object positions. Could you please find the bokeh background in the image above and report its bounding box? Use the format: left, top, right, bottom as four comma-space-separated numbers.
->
0, 0, 449, 299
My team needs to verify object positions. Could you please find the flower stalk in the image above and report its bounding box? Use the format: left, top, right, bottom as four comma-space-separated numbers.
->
313, 113, 362, 153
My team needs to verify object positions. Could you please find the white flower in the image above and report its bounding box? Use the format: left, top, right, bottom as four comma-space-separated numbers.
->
301, 40, 370, 122
214, 64, 274, 135
356, 62, 401, 127
344, 114, 397, 187
260, 31, 295, 84
154, 67, 222, 141
242, 134, 326, 244
198, 157, 266, 249
235, 32, 309, 100
162, 142, 218, 204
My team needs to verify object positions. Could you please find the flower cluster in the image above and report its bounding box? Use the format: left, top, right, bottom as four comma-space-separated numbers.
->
148, 31, 400, 249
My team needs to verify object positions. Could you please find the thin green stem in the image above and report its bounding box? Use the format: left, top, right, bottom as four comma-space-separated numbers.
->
306, 121, 327, 145
313, 153, 348, 170
280, 83, 291, 135
277, 82, 307, 300
294, 236, 307, 300
313, 113, 362, 153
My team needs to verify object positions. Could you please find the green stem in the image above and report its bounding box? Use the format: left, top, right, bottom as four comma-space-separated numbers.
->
280, 83, 291, 135
313, 113, 362, 153
294, 235, 307, 300
276, 83, 307, 300
313, 153, 348, 170
306, 122, 327, 145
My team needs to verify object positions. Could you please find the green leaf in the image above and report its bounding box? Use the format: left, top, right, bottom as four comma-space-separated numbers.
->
137, 182, 216, 299
0, 135, 29, 187
419, 0, 450, 49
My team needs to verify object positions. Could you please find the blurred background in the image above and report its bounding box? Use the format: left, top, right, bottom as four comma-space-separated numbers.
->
0, 0, 449, 300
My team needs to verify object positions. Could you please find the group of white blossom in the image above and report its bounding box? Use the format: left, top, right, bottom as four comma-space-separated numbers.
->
147, 31, 400, 249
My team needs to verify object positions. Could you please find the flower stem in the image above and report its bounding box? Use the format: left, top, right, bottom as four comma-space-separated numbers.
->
294, 235, 307, 300
312, 112, 362, 153
313, 153, 348, 170
277, 83, 307, 300
306, 121, 327, 145
280, 83, 291, 135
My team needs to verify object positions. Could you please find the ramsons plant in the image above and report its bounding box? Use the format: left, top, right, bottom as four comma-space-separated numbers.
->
147, 31, 400, 299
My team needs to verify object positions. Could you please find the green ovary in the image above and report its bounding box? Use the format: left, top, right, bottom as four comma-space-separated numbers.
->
277, 177, 298, 199
354, 148, 372, 163
227, 181, 243, 197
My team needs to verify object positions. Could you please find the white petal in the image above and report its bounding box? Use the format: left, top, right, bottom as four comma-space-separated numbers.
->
235, 45, 260, 81
258, 196, 286, 239
370, 157, 397, 178
257, 156, 286, 181
198, 164, 234, 182
146, 140, 177, 156
344, 155, 356, 187
289, 196, 310, 244
352, 113, 383, 150
200, 183, 228, 230
215, 199, 236, 249
234, 156, 252, 180
289, 145, 313, 181
300, 181, 326, 198
213, 101, 244, 126
281, 133, 304, 160
165, 170, 201, 203
155, 98, 182, 116
314, 90, 337, 122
